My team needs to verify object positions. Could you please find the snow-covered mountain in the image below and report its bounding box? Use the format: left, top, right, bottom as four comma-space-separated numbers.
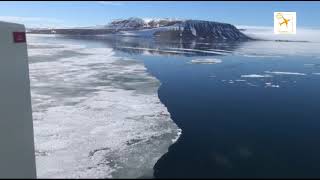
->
110, 18, 250, 41
144, 18, 183, 28
107, 17, 145, 30
28, 17, 250, 41
105, 17, 183, 30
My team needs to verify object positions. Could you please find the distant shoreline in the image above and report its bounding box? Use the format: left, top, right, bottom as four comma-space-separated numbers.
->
26, 31, 309, 43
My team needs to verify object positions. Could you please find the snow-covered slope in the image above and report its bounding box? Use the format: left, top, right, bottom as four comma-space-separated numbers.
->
107, 17, 146, 31
106, 17, 183, 30
109, 18, 250, 41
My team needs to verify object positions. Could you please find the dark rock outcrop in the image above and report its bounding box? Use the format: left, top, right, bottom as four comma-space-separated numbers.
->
154, 20, 250, 41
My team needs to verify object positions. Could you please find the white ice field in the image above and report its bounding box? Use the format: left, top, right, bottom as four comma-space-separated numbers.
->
27, 35, 181, 178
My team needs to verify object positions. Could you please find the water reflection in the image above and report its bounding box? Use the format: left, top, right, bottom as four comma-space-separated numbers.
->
60, 35, 243, 57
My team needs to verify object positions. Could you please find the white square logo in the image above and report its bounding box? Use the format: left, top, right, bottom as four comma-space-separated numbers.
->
274, 12, 296, 34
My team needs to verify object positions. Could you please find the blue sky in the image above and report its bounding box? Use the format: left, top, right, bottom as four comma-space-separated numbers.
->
0, 1, 320, 28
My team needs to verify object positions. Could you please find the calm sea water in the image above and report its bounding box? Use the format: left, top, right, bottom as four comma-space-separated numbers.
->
44, 35, 320, 178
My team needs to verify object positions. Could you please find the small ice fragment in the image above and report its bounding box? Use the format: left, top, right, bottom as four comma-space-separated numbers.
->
235, 79, 246, 82
241, 74, 272, 78
190, 58, 222, 64
304, 64, 315, 66
265, 82, 280, 88
246, 82, 258, 87
265, 71, 306, 76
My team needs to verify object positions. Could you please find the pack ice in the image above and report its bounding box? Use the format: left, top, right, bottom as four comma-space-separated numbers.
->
27, 35, 181, 178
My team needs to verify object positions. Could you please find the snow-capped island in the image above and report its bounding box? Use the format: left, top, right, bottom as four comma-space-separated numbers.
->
28, 17, 251, 41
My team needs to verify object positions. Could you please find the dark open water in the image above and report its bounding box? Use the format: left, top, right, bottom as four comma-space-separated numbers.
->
58, 35, 320, 178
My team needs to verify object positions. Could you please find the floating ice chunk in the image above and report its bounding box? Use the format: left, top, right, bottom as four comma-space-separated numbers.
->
265, 71, 306, 76
304, 64, 315, 66
208, 49, 234, 53
27, 40, 86, 57
235, 79, 246, 82
265, 82, 280, 88
172, 129, 182, 143
246, 82, 258, 87
238, 53, 282, 58
118, 46, 194, 55
241, 74, 273, 78
313, 73, 320, 75
169, 48, 229, 55
189, 58, 222, 64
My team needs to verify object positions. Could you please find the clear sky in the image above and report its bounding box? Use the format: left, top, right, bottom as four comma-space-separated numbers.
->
0, 1, 320, 28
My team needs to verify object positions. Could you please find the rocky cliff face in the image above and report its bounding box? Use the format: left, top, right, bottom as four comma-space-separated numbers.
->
153, 20, 250, 41
180, 20, 249, 40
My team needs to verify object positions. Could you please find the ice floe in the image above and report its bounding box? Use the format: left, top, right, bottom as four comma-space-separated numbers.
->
241, 74, 273, 78
265, 71, 306, 76
118, 46, 194, 55
304, 63, 316, 66
246, 82, 258, 87
237, 53, 283, 58
27, 35, 181, 178
265, 82, 280, 88
169, 48, 230, 55
189, 58, 222, 64
235, 79, 246, 82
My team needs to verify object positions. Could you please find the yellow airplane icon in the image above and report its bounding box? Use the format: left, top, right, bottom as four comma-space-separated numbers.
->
279, 15, 290, 27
